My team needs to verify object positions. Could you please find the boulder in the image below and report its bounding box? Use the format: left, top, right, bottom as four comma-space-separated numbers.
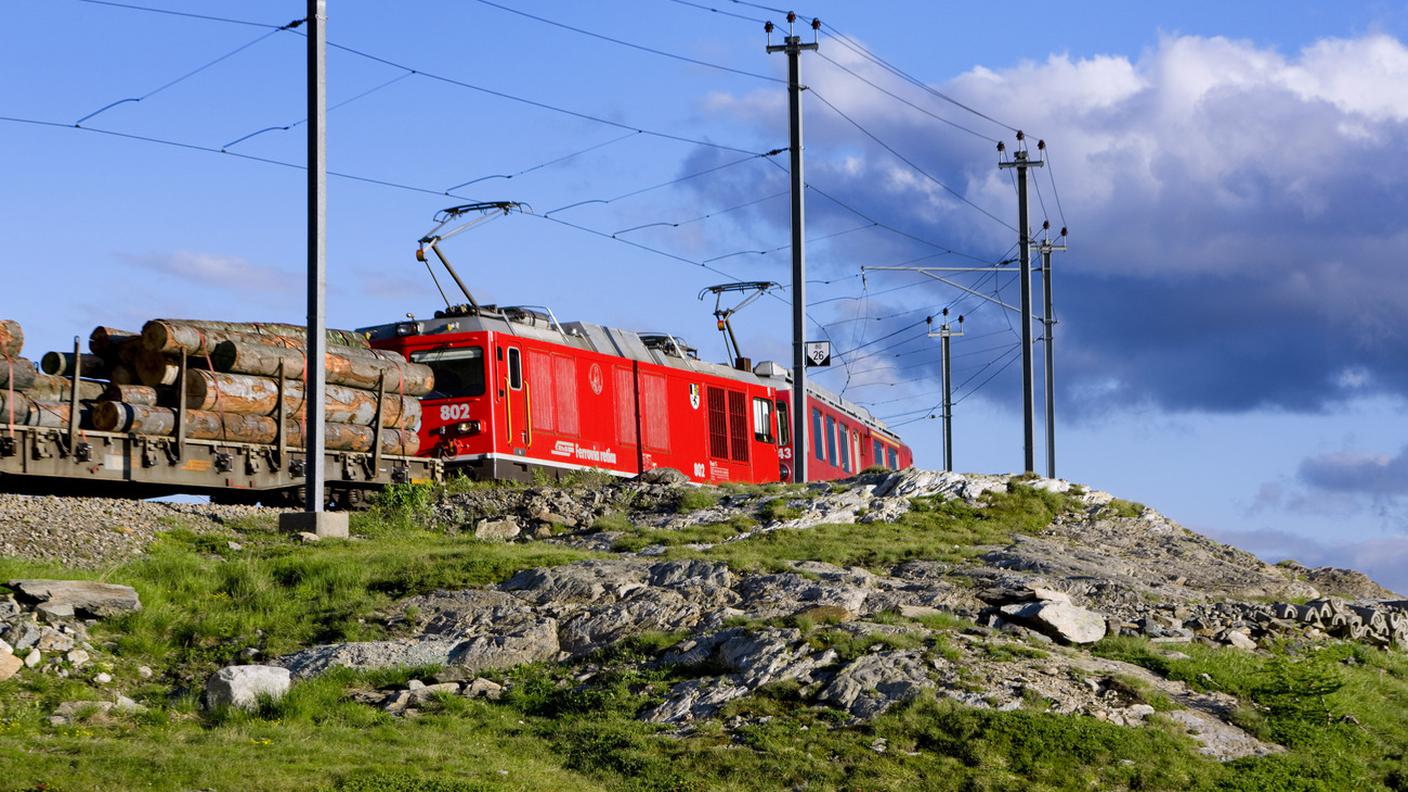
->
464, 677, 504, 700
1224, 629, 1258, 651
205, 665, 291, 710
635, 467, 690, 486
0, 649, 22, 681
474, 517, 521, 542
1003, 600, 1107, 644
8, 579, 141, 617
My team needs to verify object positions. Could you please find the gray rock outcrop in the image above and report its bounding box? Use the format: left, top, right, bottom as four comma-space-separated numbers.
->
204, 665, 291, 710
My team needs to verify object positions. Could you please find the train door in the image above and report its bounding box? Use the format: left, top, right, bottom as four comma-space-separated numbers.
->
498, 344, 527, 452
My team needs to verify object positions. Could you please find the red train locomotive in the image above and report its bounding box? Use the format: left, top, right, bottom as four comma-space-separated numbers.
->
363, 303, 913, 485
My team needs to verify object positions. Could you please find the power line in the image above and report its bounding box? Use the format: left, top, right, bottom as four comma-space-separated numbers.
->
820, 22, 1022, 135
815, 52, 997, 144
0, 114, 477, 201
81, 0, 773, 157
472, 0, 782, 83
663, 0, 767, 24
443, 131, 643, 193
612, 189, 788, 235
545, 150, 782, 215
224, 70, 416, 150
807, 87, 1015, 232
76, 0, 284, 29
75, 20, 301, 126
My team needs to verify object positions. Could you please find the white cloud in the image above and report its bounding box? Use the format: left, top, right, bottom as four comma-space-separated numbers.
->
121, 250, 292, 292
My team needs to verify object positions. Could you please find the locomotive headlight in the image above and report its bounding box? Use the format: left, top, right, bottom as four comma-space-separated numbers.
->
441, 420, 480, 436
396, 321, 424, 336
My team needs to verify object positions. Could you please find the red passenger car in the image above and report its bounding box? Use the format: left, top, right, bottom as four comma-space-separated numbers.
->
364, 304, 911, 485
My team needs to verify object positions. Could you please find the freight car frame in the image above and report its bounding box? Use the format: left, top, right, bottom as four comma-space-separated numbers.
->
0, 343, 441, 505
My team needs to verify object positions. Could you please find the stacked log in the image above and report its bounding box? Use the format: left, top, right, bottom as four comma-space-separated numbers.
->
1, 323, 99, 430
4, 317, 430, 457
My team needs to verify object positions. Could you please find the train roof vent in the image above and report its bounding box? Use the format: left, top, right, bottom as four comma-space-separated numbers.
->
753, 360, 787, 378
639, 333, 699, 360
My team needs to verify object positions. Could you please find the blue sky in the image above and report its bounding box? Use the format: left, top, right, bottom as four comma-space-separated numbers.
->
4, 1, 1407, 591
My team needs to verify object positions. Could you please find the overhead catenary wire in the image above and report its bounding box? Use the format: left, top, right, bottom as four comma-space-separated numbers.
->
224, 70, 417, 149
471, 0, 783, 84
663, 0, 767, 24
445, 131, 644, 193
815, 52, 997, 144
545, 150, 783, 215
75, 19, 302, 126
81, 0, 774, 158
807, 88, 1015, 232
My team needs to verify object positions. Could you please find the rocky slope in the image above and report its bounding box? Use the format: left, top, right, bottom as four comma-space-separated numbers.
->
242, 469, 1403, 763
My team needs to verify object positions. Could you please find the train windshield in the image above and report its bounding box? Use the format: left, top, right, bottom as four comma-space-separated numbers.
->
411, 346, 485, 399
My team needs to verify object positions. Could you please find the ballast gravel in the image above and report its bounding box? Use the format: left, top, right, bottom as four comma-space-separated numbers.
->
0, 494, 282, 568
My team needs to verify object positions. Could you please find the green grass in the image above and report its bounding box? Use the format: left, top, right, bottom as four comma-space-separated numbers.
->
673, 488, 720, 514
3, 483, 1408, 790
1105, 498, 1146, 519
670, 483, 1081, 573
1094, 635, 1408, 789
0, 498, 591, 689
610, 515, 756, 553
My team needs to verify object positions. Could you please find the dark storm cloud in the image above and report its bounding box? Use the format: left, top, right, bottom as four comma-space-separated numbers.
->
687, 34, 1408, 415
1298, 446, 1408, 497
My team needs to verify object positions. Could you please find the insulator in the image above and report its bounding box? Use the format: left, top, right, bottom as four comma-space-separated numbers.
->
1060, 226, 1068, 237
1043, 220, 1050, 230
1037, 139, 1045, 150
787, 11, 796, 23
1016, 130, 1025, 141
996, 141, 1006, 152
764, 20, 774, 33
926, 315, 933, 325
942, 307, 949, 316
958, 315, 965, 323
811, 17, 821, 30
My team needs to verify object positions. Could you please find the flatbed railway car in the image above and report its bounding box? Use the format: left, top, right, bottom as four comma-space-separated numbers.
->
363, 304, 912, 484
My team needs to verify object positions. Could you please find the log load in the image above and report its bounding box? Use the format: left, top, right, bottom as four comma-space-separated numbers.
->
0, 320, 22, 358
88, 327, 140, 361
94, 402, 419, 454
0, 359, 38, 390
184, 370, 421, 429
0, 393, 92, 429
102, 383, 163, 406
141, 319, 369, 356
209, 340, 434, 396
25, 374, 105, 402
41, 351, 110, 379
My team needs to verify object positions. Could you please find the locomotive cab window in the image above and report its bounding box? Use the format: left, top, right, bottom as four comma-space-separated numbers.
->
507, 347, 522, 390
410, 346, 485, 399
752, 398, 774, 443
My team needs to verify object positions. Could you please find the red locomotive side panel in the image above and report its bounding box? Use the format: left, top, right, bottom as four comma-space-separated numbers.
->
369, 311, 909, 486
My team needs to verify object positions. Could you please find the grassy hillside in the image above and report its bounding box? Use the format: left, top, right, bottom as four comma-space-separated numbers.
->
1, 481, 1406, 791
